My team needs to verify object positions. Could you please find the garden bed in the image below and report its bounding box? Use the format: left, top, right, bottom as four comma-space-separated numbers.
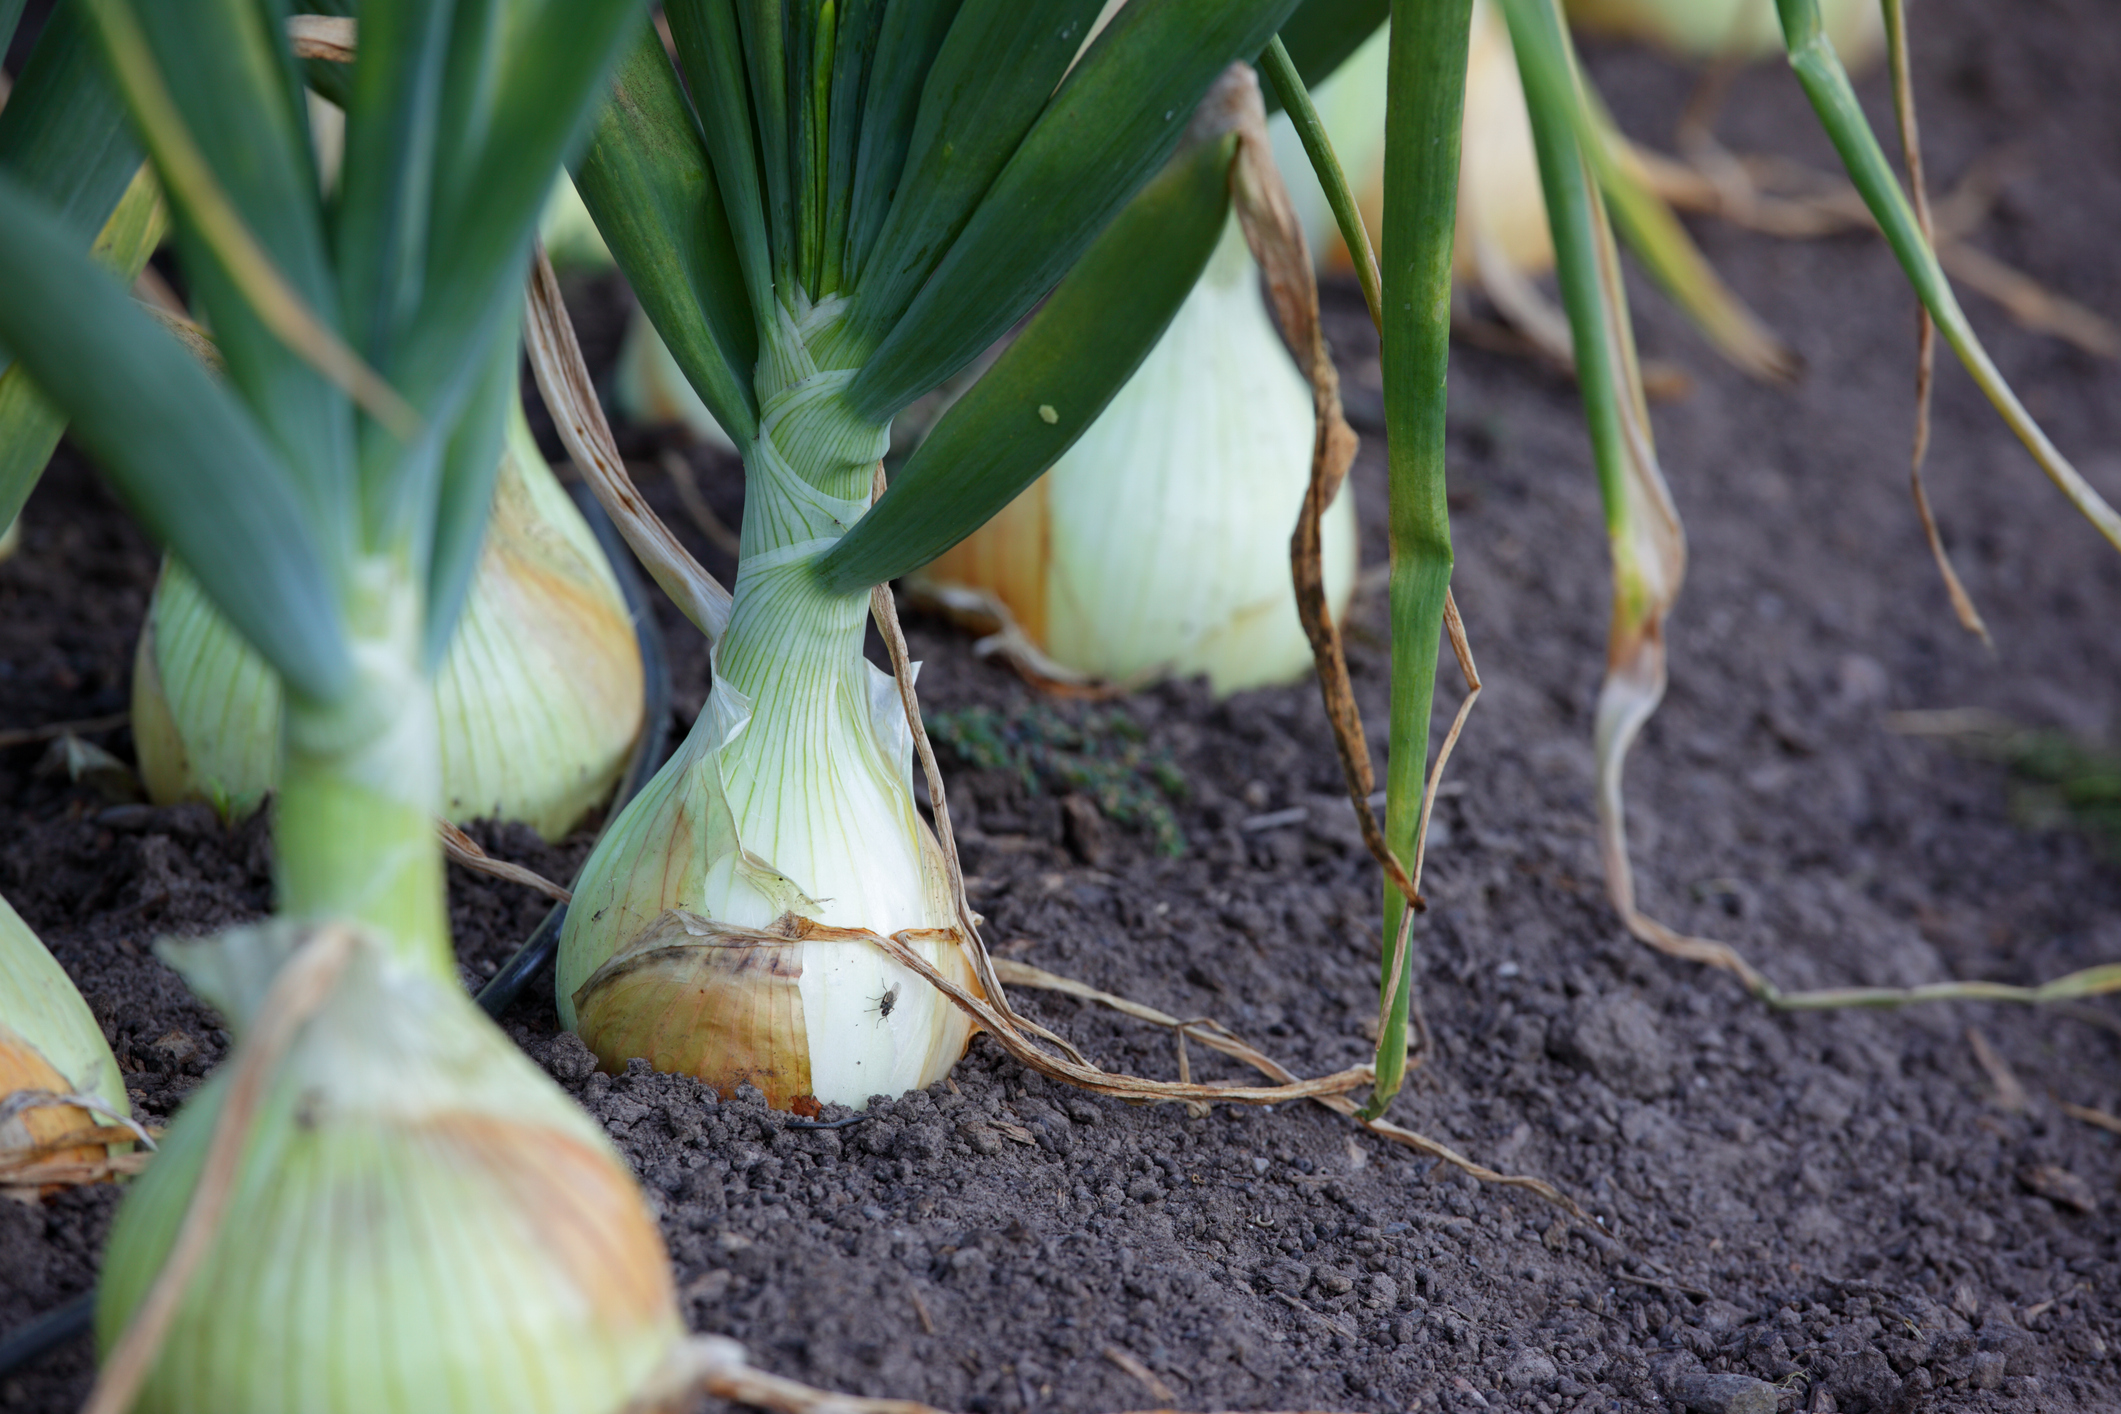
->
5, 0, 2121, 1408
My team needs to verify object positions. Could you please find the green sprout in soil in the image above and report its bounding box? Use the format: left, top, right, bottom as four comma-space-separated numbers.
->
2007, 731, 2121, 849
925, 702, 1189, 858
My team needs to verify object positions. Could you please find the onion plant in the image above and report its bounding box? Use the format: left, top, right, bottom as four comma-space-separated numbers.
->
0, 2, 707, 1409
551, 0, 1354, 1109
1485, 0, 2121, 1013
908, 0, 1814, 701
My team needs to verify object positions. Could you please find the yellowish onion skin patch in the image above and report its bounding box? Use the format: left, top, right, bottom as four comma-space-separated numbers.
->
0, 1027, 115, 1199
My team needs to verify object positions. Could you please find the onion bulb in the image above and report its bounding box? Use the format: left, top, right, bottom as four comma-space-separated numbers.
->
558, 618, 978, 1110
1564, 0, 1882, 67
132, 395, 644, 841
96, 921, 682, 1413
920, 210, 1359, 696
1, 891, 131, 1197
1270, 3, 1550, 286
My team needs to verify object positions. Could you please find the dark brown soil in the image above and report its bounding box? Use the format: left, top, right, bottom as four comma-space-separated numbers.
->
7, 0, 2121, 1409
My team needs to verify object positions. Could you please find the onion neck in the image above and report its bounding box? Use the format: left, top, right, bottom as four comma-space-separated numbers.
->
275, 556, 450, 979
719, 297, 889, 710
704, 301, 921, 923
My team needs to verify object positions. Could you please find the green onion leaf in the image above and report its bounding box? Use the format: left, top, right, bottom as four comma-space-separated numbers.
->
847, 0, 1305, 422
1368, 0, 1474, 1119
0, 171, 349, 702
89, 0, 355, 550
843, 0, 962, 283
0, 163, 164, 541
580, 16, 763, 447
821, 0, 886, 294
737, 0, 797, 292
843, 0, 1106, 344
0, 0, 141, 248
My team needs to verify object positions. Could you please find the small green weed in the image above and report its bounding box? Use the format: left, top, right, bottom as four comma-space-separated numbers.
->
2007, 731, 2121, 847
925, 703, 1188, 857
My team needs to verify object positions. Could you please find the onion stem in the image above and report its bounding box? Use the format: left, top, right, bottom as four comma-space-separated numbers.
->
1259, 36, 1383, 331
268, 558, 450, 976
1774, 0, 2121, 556
1368, 0, 1475, 1120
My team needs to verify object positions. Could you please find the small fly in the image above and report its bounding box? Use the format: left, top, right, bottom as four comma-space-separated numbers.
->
870, 982, 901, 1021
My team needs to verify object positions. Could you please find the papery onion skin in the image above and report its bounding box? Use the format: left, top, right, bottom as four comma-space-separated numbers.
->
0, 891, 129, 1123
572, 911, 983, 1113
575, 925, 815, 1109
132, 404, 643, 842
0, 1025, 114, 1199
96, 928, 682, 1414
1, 891, 130, 1195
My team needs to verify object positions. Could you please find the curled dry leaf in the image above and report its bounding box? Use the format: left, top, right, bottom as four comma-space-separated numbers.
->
525, 246, 735, 644
1884, 0, 1990, 645
437, 819, 574, 903
1208, 62, 1423, 916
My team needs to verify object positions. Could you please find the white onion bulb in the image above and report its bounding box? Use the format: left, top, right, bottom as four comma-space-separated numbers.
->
132, 401, 643, 841
922, 211, 1359, 696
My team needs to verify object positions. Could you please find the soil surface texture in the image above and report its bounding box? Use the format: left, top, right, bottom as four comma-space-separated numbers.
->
7, 1, 2121, 1410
